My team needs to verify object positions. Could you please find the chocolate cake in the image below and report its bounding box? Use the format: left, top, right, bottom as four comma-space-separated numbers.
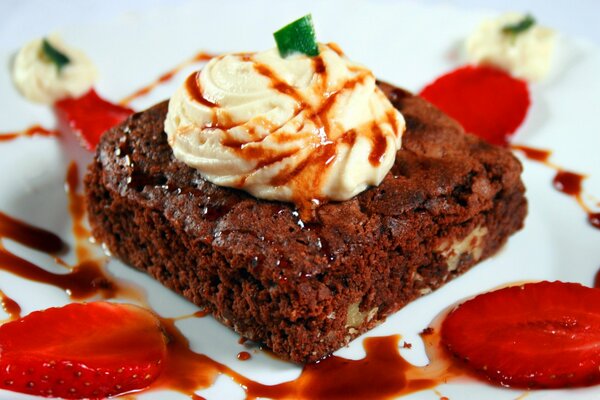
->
84, 82, 527, 363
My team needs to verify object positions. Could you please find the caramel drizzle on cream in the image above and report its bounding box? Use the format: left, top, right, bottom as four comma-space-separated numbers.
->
184, 53, 394, 211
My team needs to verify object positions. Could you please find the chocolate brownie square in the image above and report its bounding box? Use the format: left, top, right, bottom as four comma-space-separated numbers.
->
84, 82, 526, 363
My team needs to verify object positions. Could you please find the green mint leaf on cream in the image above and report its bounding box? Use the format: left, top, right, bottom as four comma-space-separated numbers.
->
42, 38, 70, 72
502, 14, 536, 37
274, 14, 319, 58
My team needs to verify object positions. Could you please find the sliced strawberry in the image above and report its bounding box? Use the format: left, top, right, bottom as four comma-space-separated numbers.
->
55, 89, 134, 151
0, 302, 167, 399
441, 281, 600, 388
420, 65, 530, 146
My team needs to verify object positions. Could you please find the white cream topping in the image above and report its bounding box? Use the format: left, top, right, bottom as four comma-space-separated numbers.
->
164, 43, 404, 204
466, 13, 556, 81
12, 35, 97, 104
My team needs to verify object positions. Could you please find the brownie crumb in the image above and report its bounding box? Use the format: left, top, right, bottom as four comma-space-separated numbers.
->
420, 327, 435, 336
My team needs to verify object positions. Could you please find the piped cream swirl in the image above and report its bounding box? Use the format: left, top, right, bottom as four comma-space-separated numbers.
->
164, 43, 404, 204
12, 35, 97, 104
466, 13, 556, 81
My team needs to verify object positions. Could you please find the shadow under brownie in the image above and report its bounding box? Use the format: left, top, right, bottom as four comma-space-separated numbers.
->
85, 82, 527, 363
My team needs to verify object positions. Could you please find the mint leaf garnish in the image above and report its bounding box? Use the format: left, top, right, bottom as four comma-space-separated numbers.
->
42, 38, 70, 72
502, 14, 536, 37
274, 14, 319, 58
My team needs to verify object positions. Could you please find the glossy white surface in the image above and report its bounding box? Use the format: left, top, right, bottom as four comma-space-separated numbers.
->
0, 1, 599, 399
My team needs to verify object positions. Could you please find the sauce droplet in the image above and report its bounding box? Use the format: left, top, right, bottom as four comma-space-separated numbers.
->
420, 65, 530, 146
237, 351, 251, 361
589, 213, 600, 229
553, 170, 584, 196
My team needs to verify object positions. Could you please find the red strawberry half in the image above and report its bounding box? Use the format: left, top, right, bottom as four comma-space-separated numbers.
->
55, 89, 134, 151
441, 281, 600, 388
420, 65, 530, 147
0, 302, 167, 399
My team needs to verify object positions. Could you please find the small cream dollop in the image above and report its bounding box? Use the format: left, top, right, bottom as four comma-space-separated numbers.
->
466, 13, 556, 81
12, 35, 97, 104
164, 44, 404, 204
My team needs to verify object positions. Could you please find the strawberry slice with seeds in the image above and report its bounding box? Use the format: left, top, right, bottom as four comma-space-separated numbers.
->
441, 281, 600, 388
419, 65, 530, 146
0, 302, 167, 399
55, 89, 134, 151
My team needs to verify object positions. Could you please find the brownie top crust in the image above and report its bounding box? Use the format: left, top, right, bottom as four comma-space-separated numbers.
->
90, 83, 525, 323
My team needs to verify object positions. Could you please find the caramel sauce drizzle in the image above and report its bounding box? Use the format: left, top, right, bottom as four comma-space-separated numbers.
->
0, 288, 21, 321
66, 161, 94, 261
511, 144, 600, 229
0, 125, 59, 142
193, 309, 210, 318
386, 109, 400, 138
251, 59, 391, 215
313, 56, 327, 88
326, 42, 345, 57
0, 244, 115, 299
119, 51, 216, 106
511, 144, 551, 163
186, 72, 217, 108
150, 314, 462, 400
253, 63, 307, 105
368, 122, 387, 165
0, 211, 63, 253
0, 162, 141, 301
64, 162, 143, 300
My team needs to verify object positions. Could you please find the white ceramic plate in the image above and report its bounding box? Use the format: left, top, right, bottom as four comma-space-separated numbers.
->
1, 1, 600, 399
